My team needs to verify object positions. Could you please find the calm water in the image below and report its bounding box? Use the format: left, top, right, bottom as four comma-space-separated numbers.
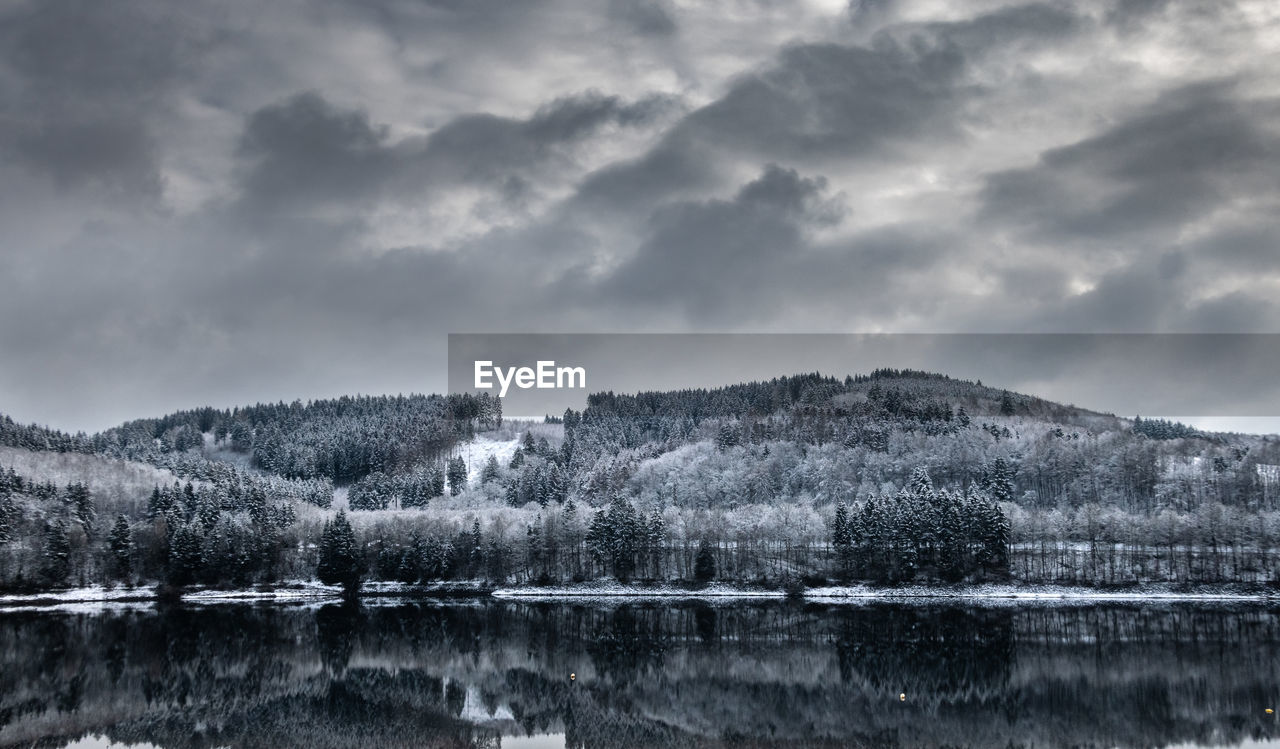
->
1, 599, 1279, 748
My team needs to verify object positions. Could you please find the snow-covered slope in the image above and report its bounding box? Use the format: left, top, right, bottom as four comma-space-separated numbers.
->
0, 445, 185, 518
459, 433, 521, 484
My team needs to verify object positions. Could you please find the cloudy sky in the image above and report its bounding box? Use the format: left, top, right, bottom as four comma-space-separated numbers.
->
2, 0, 1279, 432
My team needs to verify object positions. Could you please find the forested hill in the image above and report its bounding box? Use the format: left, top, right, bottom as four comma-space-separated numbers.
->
1, 391, 502, 483
1, 370, 1274, 516
4, 370, 1280, 592
563, 369, 1276, 513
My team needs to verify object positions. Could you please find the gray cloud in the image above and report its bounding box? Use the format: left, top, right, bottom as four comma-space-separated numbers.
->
1, 0, 1278, 431
608, 0, 678, 36
234, 89, 680, 223
981, 82, 1280, 244
0, 1, 212, 198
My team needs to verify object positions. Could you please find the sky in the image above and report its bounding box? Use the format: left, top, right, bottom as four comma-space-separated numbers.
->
1, 0, 1279, 432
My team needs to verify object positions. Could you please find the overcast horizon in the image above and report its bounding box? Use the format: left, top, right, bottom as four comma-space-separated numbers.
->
3, 0, 1279, 433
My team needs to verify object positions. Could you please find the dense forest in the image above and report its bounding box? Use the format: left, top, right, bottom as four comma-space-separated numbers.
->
3, 370, 1280, 592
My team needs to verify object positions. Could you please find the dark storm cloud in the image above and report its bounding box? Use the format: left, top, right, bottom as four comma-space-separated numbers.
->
235, 89, 679, 219
592, 166, 838, 321
571, 3, 1089, 221
686, 40, 965, 159
565, 33, 973, 225
2, 0, 1279, 430
588, 165, 950, 325
0, 1, 210, 197
980, 82, 1280, 243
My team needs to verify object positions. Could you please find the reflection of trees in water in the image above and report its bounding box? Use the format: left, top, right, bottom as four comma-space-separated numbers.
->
315, 602, 362, 674
833, 605, 1015, 703
0, 602, 1278, 748
586, 605, 668, 681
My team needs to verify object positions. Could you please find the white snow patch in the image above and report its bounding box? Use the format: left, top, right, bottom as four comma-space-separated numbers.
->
180, 580, 345, 603
0, 585, 157, 606
493, 582, 785, 599
460, 433, 521, 484
803, 584, 1276, 602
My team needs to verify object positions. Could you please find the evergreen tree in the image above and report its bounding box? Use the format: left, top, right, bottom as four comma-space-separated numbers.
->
999, 390, 1016, 416
317, 511, 362, 593
447, 456, 468, 496
167, 522, 204, 586
481, 455, 501, 484
645, 509, 665, 577
715, 423, 741, 450
0, 490, 17, 544
586, 497, 643, 581
469, 520, 484, 576
982, 458, 1016, 503
831, 501, 853, 579
429, 466, 446, 498
66, 482, 95, 534
40, 520, 71, 586
108, 514, 133, 581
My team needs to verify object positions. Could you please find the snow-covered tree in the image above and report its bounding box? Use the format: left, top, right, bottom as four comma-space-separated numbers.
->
447, 456, 468, 496
40, 520, 71, 586
317, 511, 361, 593
108, 514, 133, 581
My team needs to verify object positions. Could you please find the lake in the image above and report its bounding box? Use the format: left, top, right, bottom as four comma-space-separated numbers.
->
1, 599, 1278, 748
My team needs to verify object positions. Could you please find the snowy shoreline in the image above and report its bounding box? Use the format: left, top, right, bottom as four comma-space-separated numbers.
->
3, 581, 1277, 608
491, 583, 786, 599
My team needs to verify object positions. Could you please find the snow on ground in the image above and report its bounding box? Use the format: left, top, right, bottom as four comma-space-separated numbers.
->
5, 581, 1275, 609
460, 433, 521, 484
493, 583, 786, 599
180, 580, 494, 603
0, 585, 157, 608
181, 580, 345, 603
803, 584, 1275, 602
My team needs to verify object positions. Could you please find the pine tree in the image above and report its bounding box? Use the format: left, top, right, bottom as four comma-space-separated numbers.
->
831, 501, 853, 579
481, 455, 501, 484
548, 464, 567, 504
108, 514, 133, 581
832, 502, 851, 548
429, 466, 446, 498
447, 456, 468, 496
469, 520, 484, 576
0, 490, 17, 544
40, 520, 71, 586
982, 458, 1015, 503
66, 482, 95, 535
167, 522, 205, 586
999, 390, 1016, 416
317, 511, 362, 593
715, 423, 740, 450
645, 510, 665, 578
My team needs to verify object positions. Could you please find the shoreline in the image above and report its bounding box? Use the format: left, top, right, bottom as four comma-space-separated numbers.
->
1, 581, 1277, 608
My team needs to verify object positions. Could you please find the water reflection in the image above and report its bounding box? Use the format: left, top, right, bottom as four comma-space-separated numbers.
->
1, 600, 1278, 748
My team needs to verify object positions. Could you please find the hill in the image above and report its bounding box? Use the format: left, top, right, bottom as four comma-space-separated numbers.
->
2, 370, 1279, 593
